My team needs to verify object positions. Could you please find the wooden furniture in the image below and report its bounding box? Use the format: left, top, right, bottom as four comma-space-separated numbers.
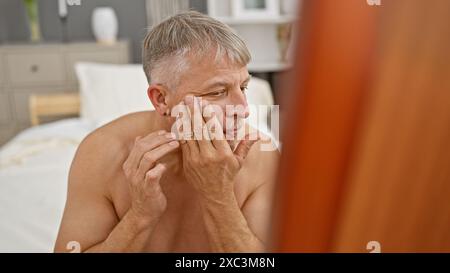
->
0, 41, 130, 145
273, 0, 450, 252
29, 93, 80, 126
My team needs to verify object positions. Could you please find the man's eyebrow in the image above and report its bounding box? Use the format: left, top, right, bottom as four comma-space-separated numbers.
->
242, 75, 252, 84
204, 75, 252, 89
194, 75, 253, 95
203, 80, 231, 90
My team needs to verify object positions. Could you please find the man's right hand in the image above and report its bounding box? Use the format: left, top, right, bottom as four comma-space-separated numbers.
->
122, 130, 179, 222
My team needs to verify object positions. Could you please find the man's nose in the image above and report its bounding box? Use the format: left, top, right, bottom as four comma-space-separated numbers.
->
230, 89, 249, 118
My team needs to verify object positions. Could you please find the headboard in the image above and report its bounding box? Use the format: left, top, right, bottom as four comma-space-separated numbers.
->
29, 93, 80, 126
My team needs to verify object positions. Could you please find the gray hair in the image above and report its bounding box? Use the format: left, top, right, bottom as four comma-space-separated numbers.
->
142, 11, 251, 89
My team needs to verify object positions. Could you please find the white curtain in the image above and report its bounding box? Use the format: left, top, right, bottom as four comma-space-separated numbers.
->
145, 0, 190, 28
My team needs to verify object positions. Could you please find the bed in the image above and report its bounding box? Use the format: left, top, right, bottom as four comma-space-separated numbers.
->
0, 63, 276, 252
0, 118, 93, 252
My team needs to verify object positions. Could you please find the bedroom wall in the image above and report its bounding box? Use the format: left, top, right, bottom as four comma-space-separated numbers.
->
0, 0, 208, 146
0, 0, 286, 100
0, 0, 207, 63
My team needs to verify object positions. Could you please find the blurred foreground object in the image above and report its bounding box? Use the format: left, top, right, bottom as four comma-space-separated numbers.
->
273, 0, 450, 252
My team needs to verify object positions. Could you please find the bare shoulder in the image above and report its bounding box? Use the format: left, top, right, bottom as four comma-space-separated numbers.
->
241, 125, 280, 189
238, 127, 279, 243
69, 111, 153, 192
55, 111, 161, 252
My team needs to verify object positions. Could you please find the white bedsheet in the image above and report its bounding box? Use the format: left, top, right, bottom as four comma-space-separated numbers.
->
0, 118, 93, 252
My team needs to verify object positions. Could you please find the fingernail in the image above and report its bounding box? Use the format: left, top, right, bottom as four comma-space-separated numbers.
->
169, 141, 179, 147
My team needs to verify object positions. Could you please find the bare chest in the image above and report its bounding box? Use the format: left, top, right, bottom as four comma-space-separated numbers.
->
109, 170, 251, 252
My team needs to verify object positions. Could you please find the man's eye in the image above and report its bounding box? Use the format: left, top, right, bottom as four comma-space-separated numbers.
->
241, 86, 248, 93
207, 90, 227, 97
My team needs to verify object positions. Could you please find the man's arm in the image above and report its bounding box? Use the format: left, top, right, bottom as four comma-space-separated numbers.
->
84, 207, 161, 252
199, 142, 279, 253
180, 95, 279, 252
54, 130, 178, 252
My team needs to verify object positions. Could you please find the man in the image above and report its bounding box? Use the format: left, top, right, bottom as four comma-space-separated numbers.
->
54, 11, 279, 253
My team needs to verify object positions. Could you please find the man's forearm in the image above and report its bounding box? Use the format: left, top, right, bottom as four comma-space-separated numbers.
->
85, 209, 159, 252
200, 192, 265, 253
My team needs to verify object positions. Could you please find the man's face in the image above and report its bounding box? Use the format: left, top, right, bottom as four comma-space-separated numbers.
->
167, 53, 251, 138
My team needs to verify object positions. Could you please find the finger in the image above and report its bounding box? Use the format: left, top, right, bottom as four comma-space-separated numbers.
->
193, 96, 215, 154
143, 163, 167, 195
127, 130, 176, 170
173, 106, 187, 143
180, 136, 190, 158
136, 140, 179, 181
183, 96, 199, 156
181, 137, 193, 172
195, 99, 228, 154
191, 96, 204, 141
140, 130, 176, 148
199, 100, 216, 142
233, 132, 260, 167
206, 114, 230, 152
127, 130, 171, 169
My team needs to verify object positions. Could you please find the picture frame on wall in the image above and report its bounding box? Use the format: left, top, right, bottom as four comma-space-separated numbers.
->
232, 0, 280, 19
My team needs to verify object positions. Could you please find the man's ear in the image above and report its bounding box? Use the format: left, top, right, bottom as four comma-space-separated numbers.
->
147, 85, 169, 116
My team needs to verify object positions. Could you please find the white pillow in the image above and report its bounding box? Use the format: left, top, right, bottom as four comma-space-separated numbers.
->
75, 62, 154, 127
246, 76, 274, 107
245, 77, 274, 135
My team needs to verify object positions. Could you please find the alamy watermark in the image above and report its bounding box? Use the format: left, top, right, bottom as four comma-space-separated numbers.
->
367, 241, 381, 253
366, 0, 381, 6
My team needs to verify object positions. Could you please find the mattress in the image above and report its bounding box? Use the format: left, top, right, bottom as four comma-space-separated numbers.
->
0, 118, 93, 252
